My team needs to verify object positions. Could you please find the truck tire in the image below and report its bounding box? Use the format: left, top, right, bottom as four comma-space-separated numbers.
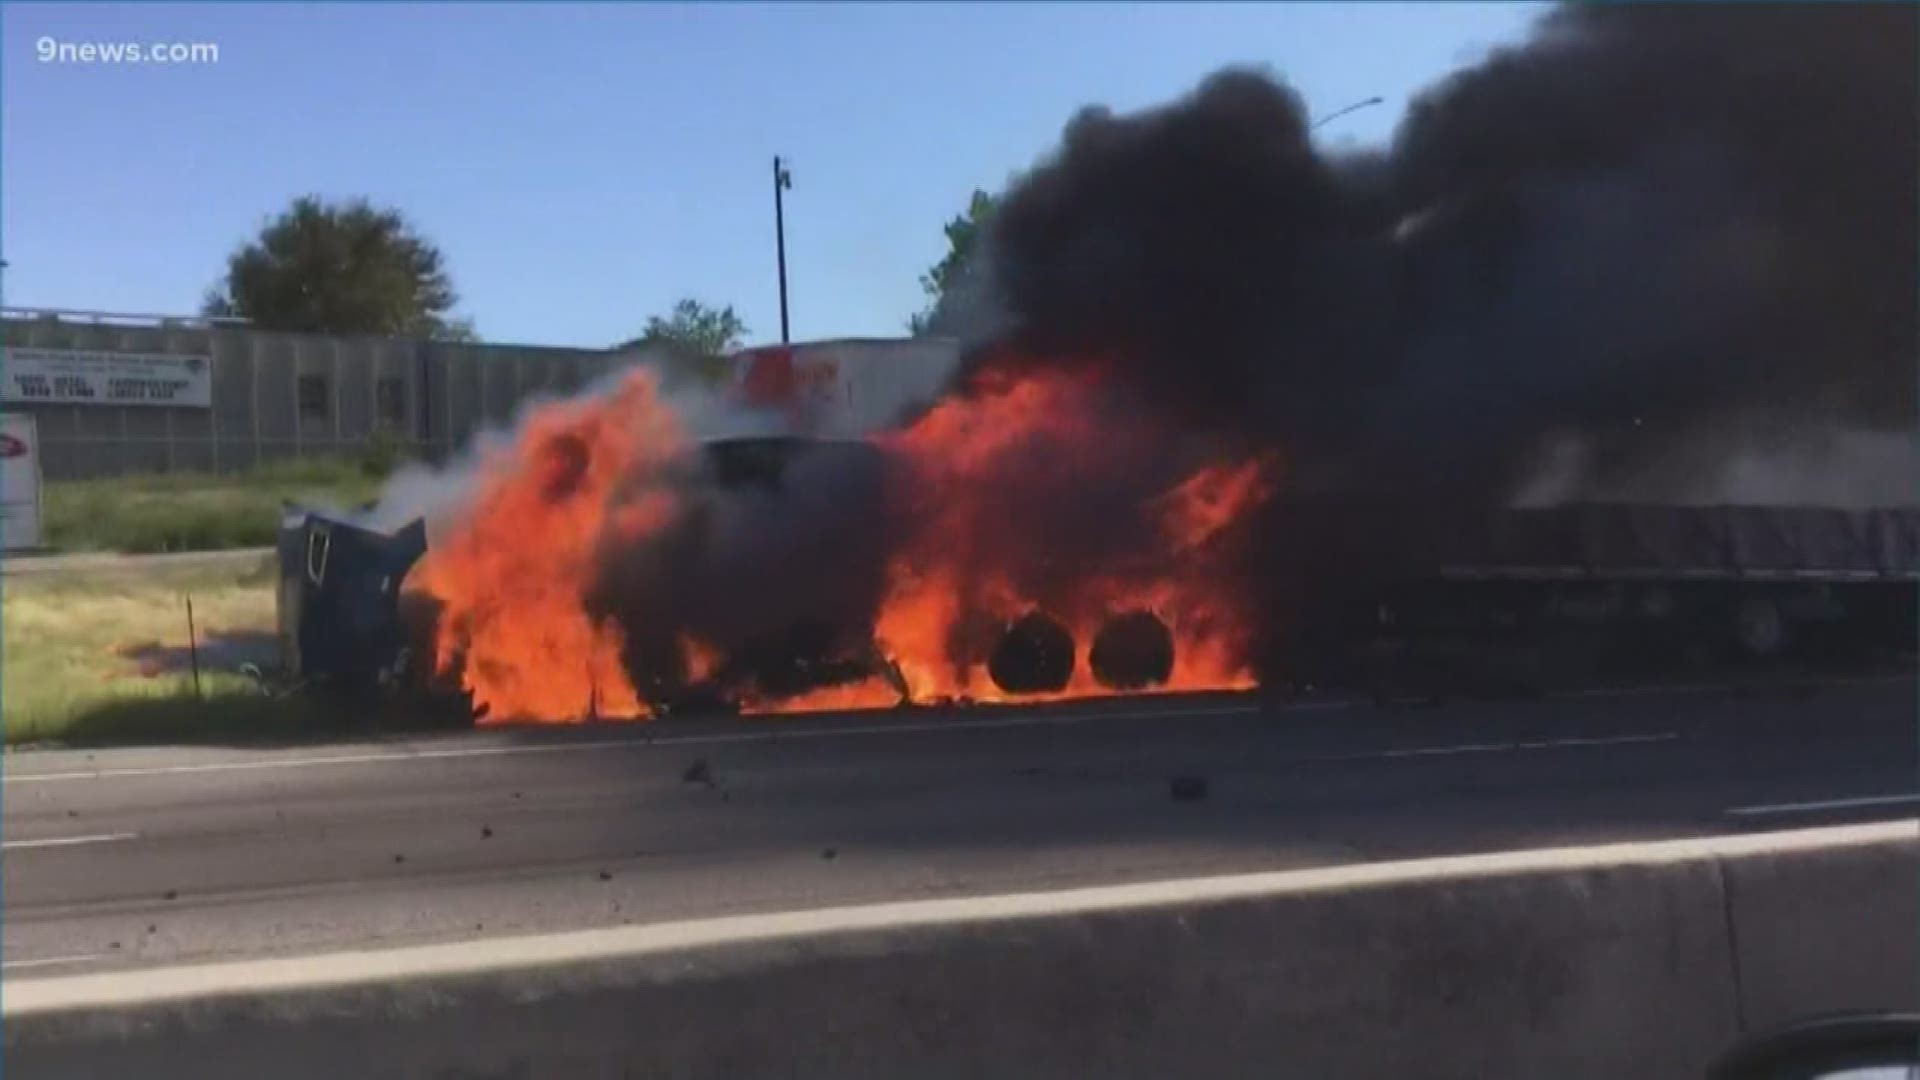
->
1090, 610, 1174, 690
988, 611, 1075, 694
1733, 595, 1791, 660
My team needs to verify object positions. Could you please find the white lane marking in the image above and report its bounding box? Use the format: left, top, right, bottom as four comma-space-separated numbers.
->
1333, 731, 1678, 764
1727, 793, 1920, 818
1, 954, 107, 972
1513, 733, 1681, 751
1, 832, 138, 851
1375, 740, 1512, 759
1565, 672, 1911, 701
1, 702, 1279, 786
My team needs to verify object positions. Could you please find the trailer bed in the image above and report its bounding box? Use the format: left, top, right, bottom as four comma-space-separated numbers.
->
1415, 504, 1920, 580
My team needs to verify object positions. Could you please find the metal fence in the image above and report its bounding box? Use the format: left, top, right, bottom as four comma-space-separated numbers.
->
2, 312, 671, 480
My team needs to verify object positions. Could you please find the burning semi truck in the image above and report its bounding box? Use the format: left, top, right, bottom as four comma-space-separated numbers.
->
277, 337, 1919, 723
284, 7, 1918, 722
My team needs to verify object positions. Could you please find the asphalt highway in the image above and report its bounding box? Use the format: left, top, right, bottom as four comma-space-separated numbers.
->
4, 675, 1915, 977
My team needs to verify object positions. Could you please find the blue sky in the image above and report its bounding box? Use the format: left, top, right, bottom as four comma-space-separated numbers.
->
1, 2, 1544, 349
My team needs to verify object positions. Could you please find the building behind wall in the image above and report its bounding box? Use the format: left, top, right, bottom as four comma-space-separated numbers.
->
1, 309, 679, 480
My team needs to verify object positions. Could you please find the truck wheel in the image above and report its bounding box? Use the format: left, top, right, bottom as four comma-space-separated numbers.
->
988, 611, 1075, 694
1090, 610, 1174, 690
1733, 596, 1791, 660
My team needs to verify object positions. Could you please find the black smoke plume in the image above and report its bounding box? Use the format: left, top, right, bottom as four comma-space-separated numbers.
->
973, 1, 1915, 503
588, 2, 1916, 699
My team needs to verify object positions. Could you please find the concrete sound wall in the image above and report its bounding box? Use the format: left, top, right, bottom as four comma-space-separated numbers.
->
7, 822, 1914, 1080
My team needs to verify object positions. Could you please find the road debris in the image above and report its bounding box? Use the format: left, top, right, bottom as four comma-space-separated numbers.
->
1169, 776, 1209, 802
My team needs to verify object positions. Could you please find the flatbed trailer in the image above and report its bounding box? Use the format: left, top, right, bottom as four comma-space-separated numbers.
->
1348, 503, 1919, 661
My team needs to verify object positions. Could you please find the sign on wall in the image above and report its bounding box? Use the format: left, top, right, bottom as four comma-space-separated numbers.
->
732, 346, 843, 433
0, 413, 42, 550
3, 347, 212, 408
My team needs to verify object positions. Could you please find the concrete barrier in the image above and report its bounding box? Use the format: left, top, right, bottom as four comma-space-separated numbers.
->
7, 821, 1914, 1080
1722, 825, 1920, 1030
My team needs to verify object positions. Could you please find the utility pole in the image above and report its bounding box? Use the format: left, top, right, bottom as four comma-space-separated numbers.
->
773, 156, 793, 343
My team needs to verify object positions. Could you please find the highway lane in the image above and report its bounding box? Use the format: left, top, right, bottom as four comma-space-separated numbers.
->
3, 676, 1915, 977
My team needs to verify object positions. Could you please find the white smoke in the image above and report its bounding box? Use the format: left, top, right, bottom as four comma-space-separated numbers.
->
357, 357, 789, 545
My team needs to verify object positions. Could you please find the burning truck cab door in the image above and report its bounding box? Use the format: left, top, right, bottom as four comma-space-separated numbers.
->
277, 505, 428, 693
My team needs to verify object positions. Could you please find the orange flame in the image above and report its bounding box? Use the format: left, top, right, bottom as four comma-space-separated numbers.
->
749, 364, 1274, 710
409, 370, 683, 722
413, 358, 1275, 723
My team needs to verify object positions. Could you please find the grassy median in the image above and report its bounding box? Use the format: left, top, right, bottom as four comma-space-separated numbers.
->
3, 554, 476, 747
4, 439, 477, 746
1, 557, 326, 745
42, 447, 399, 554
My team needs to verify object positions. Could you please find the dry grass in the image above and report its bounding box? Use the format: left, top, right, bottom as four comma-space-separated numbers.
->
4, 555, 471, 747
1, 558, 301, 744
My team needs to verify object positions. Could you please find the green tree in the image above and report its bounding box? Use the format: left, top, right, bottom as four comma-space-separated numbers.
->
909, 189, 997, 336
622, 298, 749, 356
202, 196, 472, 339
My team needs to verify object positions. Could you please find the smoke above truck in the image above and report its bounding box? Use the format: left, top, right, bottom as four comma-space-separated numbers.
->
387, 2, 1914, 722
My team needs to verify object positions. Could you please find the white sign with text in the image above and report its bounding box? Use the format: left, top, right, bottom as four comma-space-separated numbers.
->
3, 347, 213, 408
0, 413, 42, 550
